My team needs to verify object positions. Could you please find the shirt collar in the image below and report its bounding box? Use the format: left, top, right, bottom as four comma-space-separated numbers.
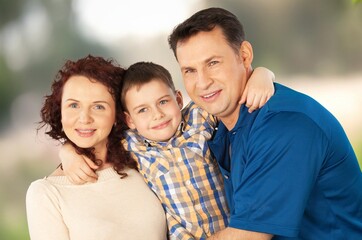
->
142, 119, 186, 148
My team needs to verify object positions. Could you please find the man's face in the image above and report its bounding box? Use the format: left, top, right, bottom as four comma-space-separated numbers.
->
175, 26, 250, 128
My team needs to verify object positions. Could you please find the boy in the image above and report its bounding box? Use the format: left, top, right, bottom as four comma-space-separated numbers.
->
60, 62, 275, 239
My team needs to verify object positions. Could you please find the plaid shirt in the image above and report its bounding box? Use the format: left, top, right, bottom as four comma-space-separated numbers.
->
123, 101, 229, 240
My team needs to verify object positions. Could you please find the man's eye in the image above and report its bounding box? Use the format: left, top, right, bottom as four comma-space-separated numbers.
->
209, 60, 218, 66
184, 69, 195, 74
160, 100, 168, 105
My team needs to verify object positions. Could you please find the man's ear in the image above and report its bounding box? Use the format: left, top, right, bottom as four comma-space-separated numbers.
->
124, 111, 136, 129
239, 41, 253, 67
175, 90, 183, 109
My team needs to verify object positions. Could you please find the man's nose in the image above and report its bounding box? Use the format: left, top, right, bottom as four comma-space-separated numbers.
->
196, 69, 213, 89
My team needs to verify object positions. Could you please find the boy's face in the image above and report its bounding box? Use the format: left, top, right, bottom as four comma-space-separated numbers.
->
124, 79, 183, 142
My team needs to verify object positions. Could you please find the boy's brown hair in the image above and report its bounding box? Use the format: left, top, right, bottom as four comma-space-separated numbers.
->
121, 61, 176, 111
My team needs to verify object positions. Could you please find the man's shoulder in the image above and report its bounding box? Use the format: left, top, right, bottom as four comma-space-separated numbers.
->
266, 83, 324, 115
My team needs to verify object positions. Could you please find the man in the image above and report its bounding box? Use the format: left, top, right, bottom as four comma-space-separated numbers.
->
168, 7, 362, 240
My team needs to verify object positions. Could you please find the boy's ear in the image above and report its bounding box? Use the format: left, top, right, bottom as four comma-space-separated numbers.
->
124, 111, 136, 129
175, 90, 183, 109
239, 41, 253, 68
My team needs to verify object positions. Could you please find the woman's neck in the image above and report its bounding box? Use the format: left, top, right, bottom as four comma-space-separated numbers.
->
94, 146, 113, 170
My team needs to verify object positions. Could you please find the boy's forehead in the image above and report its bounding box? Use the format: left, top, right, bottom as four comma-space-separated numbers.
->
129, 78, 174, 94
125, 79, 176, 105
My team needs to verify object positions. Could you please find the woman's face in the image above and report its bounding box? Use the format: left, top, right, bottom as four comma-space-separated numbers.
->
61, 75, 116, 153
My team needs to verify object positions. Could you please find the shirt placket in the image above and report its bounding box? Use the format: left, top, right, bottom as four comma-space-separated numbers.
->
168, 146, 207, 238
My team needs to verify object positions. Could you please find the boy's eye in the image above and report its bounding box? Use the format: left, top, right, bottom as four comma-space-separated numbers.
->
138, 108, 147, 114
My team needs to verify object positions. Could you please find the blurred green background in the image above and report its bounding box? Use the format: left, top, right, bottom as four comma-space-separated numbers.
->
0, 0, 361, 239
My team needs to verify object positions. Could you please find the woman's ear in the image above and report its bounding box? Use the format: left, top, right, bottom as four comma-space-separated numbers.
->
175, 90, 183, 109
124, 111, 136, 129
239, 41, 253, 67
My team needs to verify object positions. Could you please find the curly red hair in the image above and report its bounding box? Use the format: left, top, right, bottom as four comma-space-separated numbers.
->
38, 55, 137, 177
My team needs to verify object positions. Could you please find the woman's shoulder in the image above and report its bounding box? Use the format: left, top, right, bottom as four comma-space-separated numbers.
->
26, 177, 57, 202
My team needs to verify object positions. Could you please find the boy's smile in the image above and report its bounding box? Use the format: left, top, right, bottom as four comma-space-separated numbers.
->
124, 79, 183, 142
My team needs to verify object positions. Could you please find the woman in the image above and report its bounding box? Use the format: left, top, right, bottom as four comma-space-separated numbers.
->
26, 55, 167, 240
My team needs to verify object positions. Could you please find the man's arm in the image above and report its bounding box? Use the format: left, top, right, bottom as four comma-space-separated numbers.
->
207, 227, 272, 240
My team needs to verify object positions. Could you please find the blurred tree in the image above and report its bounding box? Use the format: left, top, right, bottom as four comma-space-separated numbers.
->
0, 0, 110, 239
207, 0, 362, 76
0, 0, 24, 28
0, 0, 110, 132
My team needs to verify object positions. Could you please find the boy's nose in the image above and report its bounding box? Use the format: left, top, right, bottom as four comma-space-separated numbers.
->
153, 108, 165, 120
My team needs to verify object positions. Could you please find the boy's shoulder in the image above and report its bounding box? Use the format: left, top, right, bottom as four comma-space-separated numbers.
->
182, 101, 204, 116
122, 129, 146, 149
181, 101, 217, 128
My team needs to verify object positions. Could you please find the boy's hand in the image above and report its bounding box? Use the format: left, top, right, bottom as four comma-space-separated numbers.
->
239, 67, 275, 113
59, 143, 99, 184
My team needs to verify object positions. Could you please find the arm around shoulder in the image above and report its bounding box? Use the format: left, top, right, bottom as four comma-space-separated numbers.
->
241, 67, 275, 113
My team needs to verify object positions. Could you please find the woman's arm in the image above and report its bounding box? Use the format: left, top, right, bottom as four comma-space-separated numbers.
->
26, 180, 70, 240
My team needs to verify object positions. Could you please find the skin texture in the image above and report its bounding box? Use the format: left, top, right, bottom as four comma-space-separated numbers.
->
124, 79, 183, 142
176, 26, 253, 130
61, 75, 116, 161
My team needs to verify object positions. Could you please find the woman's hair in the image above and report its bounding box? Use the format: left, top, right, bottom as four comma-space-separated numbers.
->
120, 61, 175, 112
38, 55, 137, 177
168, 7, 245, 59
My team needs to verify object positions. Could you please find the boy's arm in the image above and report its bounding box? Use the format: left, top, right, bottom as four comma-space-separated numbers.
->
239, 67, 275, 113
59, 143, 99, 184
166, 212, 198, 240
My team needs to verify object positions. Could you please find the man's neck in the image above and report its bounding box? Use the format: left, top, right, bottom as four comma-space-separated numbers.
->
219, 105, 241, 130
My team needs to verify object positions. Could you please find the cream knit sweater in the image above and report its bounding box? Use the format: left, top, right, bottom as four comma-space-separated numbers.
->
26, 168, 167, 240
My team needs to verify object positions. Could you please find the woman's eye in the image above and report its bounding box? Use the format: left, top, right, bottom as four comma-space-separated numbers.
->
94, 105, 105, 110
69, 103, 78, 108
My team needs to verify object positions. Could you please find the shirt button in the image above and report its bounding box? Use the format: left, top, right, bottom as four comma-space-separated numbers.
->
186, 180, 191, 185
195, 205, 202, 211
178, 158, 182, 162
224, 175, 229, 179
